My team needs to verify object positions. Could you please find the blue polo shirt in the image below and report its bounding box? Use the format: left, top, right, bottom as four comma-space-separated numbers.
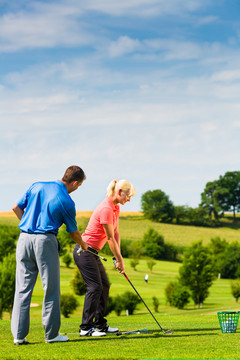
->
16, 180, 78, 234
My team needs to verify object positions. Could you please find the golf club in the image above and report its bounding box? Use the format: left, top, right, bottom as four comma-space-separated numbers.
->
123, 272, 173, 335
116, 329, 152, 336
77, 246, 107, 261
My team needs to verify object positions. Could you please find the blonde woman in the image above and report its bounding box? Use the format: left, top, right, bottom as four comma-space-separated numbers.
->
73, 179, 136, 337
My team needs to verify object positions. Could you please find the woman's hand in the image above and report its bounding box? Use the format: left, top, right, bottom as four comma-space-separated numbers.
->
116, 257, 125, 273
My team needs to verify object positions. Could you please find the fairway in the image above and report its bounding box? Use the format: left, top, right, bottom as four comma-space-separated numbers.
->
1, 213, 240, 359
1, 256, 240, 359
1, 314, 240, 360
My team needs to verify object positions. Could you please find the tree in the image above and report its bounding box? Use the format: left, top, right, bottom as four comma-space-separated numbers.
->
179, 241, 215, 308
218, 171, 240, 221
142, 228, 164, 260
0, 253, 16, 318
200, 180, 224, 222
141, 189, 174, 222
231, 280, 240, 302
207, 237, 229, 275
219, 242, 240, 279
173, 205, 190, 224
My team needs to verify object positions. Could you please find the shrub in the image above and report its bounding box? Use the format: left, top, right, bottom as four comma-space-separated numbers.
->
231, 280, 240, 302
121, 291, 141, 315
219, 242, 240, 279
127, 241, 145, 259
102, 238, 132, 258
143, 228, 180, 261
105, 296, 115, 316
130, 259, 139, 271
143, 228, 164, 259
0, 225, 19, 262
165, 281, 177, 306
61, 293, 78, 318
0, 253, 16, 317
147, 259, 156, 272
165, 281, 190, 309
71, 268, 87, 296
113, 295, 125, 316
112, 291, 141, 316
152, 296, 160, 312
62, 253, 72, 268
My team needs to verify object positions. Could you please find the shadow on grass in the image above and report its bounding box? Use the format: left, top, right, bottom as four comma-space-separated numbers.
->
61, 329, 220, 343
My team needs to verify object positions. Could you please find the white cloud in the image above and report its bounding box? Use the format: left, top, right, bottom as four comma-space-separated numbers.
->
108, 36, 142, 57
0, 3, 93, 52
211, 69, 240, 82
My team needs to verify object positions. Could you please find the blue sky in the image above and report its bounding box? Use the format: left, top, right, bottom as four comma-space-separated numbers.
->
1, 0, 240, 212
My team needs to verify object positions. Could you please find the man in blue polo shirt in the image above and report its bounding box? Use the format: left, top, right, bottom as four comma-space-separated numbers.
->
11, 165, 88, 345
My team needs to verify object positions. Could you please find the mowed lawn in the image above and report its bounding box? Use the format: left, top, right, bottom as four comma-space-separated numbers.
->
1, 212, 240, 359
1, 256, 240, 359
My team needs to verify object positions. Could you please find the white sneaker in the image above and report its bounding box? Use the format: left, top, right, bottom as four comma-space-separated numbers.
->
46, 334, 69, 343
14, 338, 28, 345
80, 328, 106, 337
96, 325, 119, 333
106, 326, 119, 333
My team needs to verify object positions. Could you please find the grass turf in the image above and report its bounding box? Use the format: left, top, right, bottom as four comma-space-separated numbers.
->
1, 213, 240, 359
1, 257, 240, 359
1, 315, 240, 360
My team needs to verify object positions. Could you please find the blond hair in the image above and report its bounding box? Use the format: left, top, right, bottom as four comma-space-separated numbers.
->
107, 179, 136, 198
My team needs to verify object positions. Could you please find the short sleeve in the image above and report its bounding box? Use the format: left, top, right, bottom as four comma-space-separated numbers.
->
99, 207, 113, 224
61, 205, 78, 233
16, 185, 34, 210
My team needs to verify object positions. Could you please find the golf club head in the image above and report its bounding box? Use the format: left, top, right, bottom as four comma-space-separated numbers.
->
163, 329, 173, 335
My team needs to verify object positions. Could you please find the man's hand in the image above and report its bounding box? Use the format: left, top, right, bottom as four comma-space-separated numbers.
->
81, 241, 88, 251
69, 230, 88, 251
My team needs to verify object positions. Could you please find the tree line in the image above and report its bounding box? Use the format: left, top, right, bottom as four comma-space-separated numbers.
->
141, 170, 240, 226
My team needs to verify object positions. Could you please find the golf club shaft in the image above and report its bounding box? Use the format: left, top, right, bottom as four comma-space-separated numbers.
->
116, 329, 150, 336
123, 272, 172, 334
77, 247, 107, 261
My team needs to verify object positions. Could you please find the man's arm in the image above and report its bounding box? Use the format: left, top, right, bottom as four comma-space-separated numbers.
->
69, 230, 88, 251
12, 204, 24, 220
103, 223, 124, 273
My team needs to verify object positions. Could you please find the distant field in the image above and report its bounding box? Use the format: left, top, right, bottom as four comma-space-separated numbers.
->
1, 211, 240, 247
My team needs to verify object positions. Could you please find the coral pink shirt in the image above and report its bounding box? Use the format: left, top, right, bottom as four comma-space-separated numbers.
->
82, 197, 120, 250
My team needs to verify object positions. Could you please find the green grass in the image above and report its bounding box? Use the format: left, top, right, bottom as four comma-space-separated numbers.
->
78, 215, 240, 248
1, 257, 240, 359
1, 212, 240, 247
1, 214, 240, 359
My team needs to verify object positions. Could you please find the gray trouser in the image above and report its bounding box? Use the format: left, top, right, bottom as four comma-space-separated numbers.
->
11, 233, 60, 340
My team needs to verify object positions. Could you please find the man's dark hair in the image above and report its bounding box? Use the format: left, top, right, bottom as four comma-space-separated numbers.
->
62, 166, 86, 184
